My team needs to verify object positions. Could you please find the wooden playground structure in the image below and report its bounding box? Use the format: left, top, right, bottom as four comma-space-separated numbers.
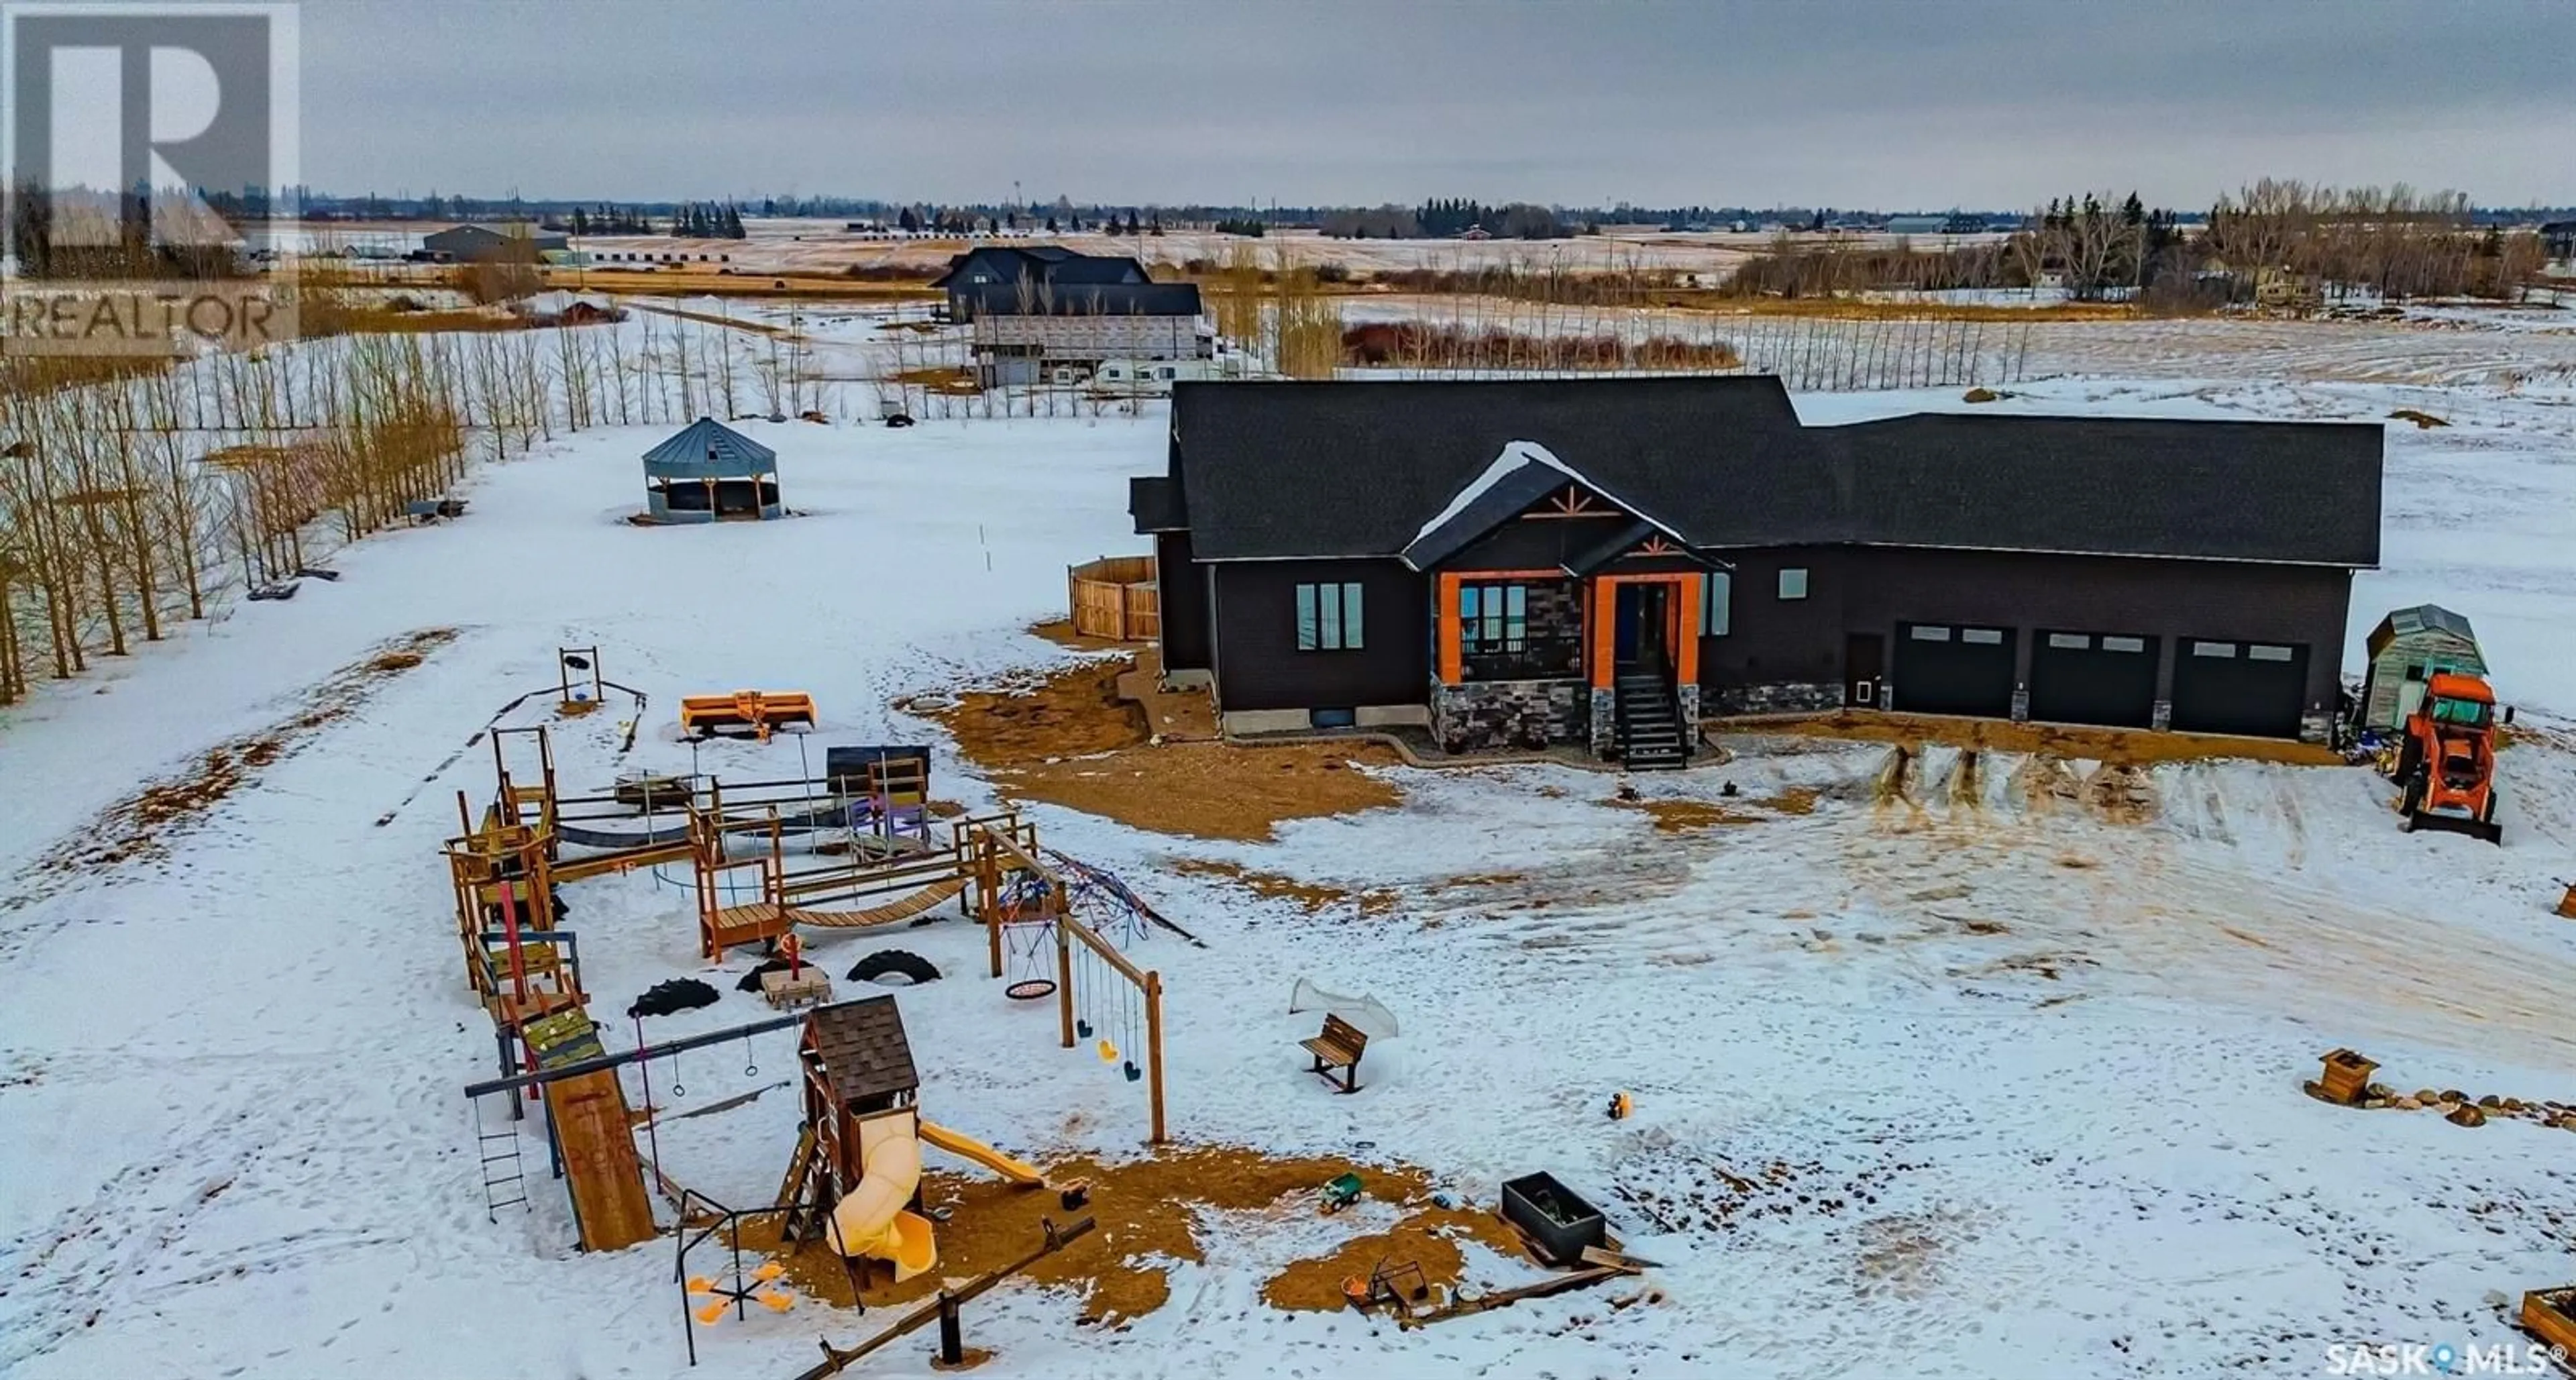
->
441, 725, 1171, 1144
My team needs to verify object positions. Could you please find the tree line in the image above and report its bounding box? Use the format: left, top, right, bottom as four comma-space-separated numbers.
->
1725, 182, 2553, 308
551, 203, 744, 238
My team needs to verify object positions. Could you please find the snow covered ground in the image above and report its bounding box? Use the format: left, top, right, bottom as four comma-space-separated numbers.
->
5, 370, 2576, 1380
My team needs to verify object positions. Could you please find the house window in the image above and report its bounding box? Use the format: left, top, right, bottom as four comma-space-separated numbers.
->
1460, 583, 1528, 655
1296, 582, 1364, 651
1701, 572, 1731, 636
1777, 568, 1809, 600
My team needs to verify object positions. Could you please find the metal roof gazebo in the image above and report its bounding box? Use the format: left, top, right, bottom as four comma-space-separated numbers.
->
641, 417, 782, 523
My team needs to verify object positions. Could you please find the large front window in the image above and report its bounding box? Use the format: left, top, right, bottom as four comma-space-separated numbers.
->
1456, 578, 1580, 681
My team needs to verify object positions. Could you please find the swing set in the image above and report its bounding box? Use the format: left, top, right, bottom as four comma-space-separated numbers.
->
963, 825, 1169, 1144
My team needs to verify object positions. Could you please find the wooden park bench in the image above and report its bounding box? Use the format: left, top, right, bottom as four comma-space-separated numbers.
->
1301, 1013, 1368, 1094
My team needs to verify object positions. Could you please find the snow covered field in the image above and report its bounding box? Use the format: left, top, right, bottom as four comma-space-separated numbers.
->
5, 370, 2576, 1380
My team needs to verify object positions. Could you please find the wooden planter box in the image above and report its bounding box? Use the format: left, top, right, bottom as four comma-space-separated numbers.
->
2318, 1049, 2379, 1106
1501, 1172, 1606, 1267
2521, 1287, 2576, 1355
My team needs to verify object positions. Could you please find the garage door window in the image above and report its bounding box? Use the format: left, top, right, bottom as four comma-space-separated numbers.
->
2048, 633, 2090, 650
2102, 636, 2145, 653
2248, 644, 2294, 661
2192, 641, 2237, 657
1911, 625, 1951, 641
1962, 629, 2004, 645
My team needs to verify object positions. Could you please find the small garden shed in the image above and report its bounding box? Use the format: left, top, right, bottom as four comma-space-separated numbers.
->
2360, 604, 2485, 731
641, 417, 782, 523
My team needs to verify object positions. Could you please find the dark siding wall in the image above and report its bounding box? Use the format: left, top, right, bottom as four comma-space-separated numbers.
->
1212, 560, 1428, 711
1155, 532, 1210, 671
1697, 545, 1847, 688
1445, 514, 1629, 571
1700, 546, 2353, 710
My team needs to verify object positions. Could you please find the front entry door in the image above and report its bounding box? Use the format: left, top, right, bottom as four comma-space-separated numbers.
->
1846, 633, 1884, 707
1615, 584, 1670, 674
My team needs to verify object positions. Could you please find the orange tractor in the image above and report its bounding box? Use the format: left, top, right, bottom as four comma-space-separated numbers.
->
2385, 671, 2507, 843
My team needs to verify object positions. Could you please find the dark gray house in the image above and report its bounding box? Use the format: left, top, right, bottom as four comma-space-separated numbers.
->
421, 223, 569, 263
1131, 377, 2381, 764
930, 246, 1150, 321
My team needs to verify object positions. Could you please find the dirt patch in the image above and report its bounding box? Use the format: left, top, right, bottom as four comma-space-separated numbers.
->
1759, 787, 1819, 814
1003, 743, 1403, 843
910, 659, 1401, 841
2388, 408, 2450, 428
1260, 1204, 1523, 1312
1614, 798, 1753, 833
15, 629, 457, 893
910, 658, 1148, 764
1736, 712, 2343, 768
1167, 857, 1397, 915
1026, 619, 1129, 653
892, 364, 981, 395
745, 1145, 1487, 1327
2082, 763, 2159, 824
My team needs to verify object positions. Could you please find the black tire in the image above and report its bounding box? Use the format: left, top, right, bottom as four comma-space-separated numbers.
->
848, 949, 941, 986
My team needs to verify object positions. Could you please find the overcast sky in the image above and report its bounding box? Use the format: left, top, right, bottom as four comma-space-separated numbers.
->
301, 0, 2576, 209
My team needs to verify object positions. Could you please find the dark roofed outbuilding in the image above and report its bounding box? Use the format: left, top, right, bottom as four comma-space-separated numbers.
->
641, 417, 782, 523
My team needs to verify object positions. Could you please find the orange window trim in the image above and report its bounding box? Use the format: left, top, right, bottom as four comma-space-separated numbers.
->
1436, 572, 1463, 685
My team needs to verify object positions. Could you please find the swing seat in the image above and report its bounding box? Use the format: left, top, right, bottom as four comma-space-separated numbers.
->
1123, 1061, 1142, 1083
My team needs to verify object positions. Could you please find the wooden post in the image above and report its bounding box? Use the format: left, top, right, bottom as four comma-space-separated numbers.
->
1144, 969, 1166, 1145
1055, 918, 1075, 1050
981, 836, 1003, 979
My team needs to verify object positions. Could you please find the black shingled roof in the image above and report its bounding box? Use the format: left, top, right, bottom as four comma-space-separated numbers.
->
957, 282, 1201, 318
1150, 377, 2381, 568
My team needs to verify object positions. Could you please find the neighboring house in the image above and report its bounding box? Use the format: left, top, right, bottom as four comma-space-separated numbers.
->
511, 290, 627, 325
960, 281, 1206, 388
1882, 215, 1949, 237
928, 246, 1151, 321
421, 223, 570, 263
2358, 604, 2485, 733
2543, 220, 2575, 264
1130, 377, 2381, 763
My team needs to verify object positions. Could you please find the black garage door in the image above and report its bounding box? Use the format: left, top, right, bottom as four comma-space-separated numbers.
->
1893, 623, 2015, 719
2029, 631, 2159, 728
2170, 639, 2308, 738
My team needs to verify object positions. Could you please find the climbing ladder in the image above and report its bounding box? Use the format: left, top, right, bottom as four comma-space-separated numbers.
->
775, 1122, 824, 1243
477, 1106, 530, 1220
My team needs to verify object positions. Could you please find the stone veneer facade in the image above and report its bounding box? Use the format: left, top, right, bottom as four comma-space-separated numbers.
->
1706, 681, 1842, 716
1431, 680, 1587, 753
